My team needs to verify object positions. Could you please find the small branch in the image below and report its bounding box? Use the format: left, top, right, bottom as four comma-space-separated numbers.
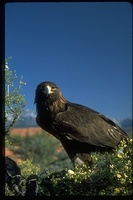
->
6, 114, 19, 135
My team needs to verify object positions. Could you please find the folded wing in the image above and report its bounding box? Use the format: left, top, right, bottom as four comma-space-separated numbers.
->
52, 103, 128, 148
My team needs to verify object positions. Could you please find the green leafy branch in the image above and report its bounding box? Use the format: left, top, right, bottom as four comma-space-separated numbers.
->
5, 57, 26, 135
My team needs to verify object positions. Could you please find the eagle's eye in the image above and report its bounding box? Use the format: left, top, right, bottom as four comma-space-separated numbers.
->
51, 87, 56, 91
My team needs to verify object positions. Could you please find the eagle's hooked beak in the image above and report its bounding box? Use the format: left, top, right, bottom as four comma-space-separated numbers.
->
45, 85, 53, 96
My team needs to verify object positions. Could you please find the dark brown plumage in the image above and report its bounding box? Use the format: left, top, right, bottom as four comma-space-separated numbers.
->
34, 81, 129, 167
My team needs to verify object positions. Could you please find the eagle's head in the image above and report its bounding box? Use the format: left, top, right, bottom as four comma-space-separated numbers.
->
34, 81, 59, 103
34, 81, 67, 114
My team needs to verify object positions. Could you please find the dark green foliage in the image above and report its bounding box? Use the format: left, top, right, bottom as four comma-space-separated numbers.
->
5, 139, 133, 196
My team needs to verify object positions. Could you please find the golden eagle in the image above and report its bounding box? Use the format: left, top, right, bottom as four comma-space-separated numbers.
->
34, 81, 128, 167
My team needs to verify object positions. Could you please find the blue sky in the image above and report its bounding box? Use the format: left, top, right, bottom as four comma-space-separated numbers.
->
5, 2, 132, 119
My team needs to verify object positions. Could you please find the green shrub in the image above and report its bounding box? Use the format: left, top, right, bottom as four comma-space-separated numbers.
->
5, 139, 132, 196
8, 130, 72, 171
18, 159, 40, 178
5, 57, 26, 136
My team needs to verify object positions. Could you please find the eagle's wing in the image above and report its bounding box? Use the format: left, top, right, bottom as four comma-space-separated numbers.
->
52, 103, 128, 148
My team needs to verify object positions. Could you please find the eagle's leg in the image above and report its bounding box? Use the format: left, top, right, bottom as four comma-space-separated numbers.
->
72, 153, 93, 168
59, 136, 93, 168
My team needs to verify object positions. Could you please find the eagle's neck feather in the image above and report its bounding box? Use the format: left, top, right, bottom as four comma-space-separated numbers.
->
48, 94, 67, 115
